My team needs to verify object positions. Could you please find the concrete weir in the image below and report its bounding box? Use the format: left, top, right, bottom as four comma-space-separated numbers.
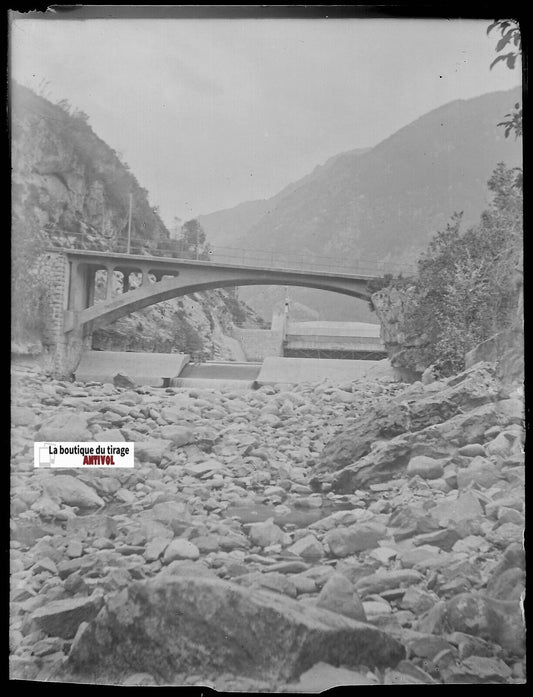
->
256, 357, 383, 386
74, 352, 390, 389
75, 350, 190, 387
171, 362, 262, 390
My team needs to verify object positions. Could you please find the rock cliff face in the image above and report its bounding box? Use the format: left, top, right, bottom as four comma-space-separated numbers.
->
370, 286, 428, 379
11, 84, 167, 250
465, 287, 524, 385
91, 292, 256, 360
11, 83, 258, 359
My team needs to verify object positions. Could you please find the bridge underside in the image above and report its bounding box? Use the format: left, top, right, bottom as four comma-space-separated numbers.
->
63, 254, 373, 333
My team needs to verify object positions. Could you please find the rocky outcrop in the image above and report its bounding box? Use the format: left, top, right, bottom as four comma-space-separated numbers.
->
316, 362, 515, 490
370, 285, 428, 378
315, 363, 523, 493
11, 84, 167, 249
465, 324, 524, 385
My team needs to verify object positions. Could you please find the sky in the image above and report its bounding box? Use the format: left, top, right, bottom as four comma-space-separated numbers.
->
10, 15, 521, 227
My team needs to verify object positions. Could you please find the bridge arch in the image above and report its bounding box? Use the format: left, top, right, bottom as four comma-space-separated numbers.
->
67, 274, 371, 332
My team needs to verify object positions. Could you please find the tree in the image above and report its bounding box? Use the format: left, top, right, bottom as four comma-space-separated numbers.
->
157, 218, 210, 259
488, 19, 522, 138
181, 219, 207, 259
399, 164, 523, 374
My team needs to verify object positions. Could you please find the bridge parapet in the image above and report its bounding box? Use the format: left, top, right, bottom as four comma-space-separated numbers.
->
44, 230, 417, 278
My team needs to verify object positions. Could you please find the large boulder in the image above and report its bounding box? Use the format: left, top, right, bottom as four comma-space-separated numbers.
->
456, 457, 502, 490
324, 523, 386, 557
43, 475, 104, 509
12, 406, 37, 427
318, 403, 411, 472
428, 492, 484, 525
246, 518, 288, 548
36, 412, 92, 441
158, 425, 195, 447
67, 576, 405, 682
113, 372, 136, 388
406, 363, 503, 431
443, 593, 525, 657
354, 570, 423, 598
330, 436, 412, 492
162, 539, 200, 563
315, 573, 367, 622
31, 593, 104, 639
135, 439, 172, 465
406, 455, 445, 480
485, 542, 525, 603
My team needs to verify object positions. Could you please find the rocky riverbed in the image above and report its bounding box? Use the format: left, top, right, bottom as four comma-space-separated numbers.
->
10, 361, 525, 687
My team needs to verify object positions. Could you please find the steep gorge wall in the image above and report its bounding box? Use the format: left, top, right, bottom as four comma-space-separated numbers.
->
11, 85, 168, 251
11, 83, 259, 366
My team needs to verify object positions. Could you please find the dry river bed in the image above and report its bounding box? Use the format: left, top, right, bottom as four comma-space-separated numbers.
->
10, 364, 525, 688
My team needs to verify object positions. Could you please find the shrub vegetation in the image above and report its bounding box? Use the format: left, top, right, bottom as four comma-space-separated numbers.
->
397, 163, 523, 374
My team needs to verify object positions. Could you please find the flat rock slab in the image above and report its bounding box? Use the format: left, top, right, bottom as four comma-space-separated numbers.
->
67, 576, 404, 682
429, 492, 484, 524
32, 594, 104, 639
183, 460, 224, 477
36, 412, 92, 441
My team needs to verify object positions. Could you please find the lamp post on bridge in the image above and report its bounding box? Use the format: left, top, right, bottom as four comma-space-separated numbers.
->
127, 192, 133, 254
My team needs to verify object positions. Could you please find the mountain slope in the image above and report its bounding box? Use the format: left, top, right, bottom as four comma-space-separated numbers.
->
200, 88, 522, 321
242, 88, 522, 260
198, 147, 370, 249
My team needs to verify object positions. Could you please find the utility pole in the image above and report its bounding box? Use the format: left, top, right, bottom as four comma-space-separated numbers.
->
127, 192, 133, 254
196, 223, 199, 260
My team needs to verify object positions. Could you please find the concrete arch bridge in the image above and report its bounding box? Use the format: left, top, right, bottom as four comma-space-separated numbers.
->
62, 249, 390, 332
44, 247, 413, 374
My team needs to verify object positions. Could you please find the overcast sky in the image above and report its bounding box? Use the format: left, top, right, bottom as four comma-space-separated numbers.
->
10, 16, 520, 227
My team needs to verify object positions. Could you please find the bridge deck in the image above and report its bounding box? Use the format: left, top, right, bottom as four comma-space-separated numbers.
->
49, 247, 391, 282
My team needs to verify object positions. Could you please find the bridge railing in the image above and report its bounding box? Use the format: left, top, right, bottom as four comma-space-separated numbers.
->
44, 229, 417, 278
